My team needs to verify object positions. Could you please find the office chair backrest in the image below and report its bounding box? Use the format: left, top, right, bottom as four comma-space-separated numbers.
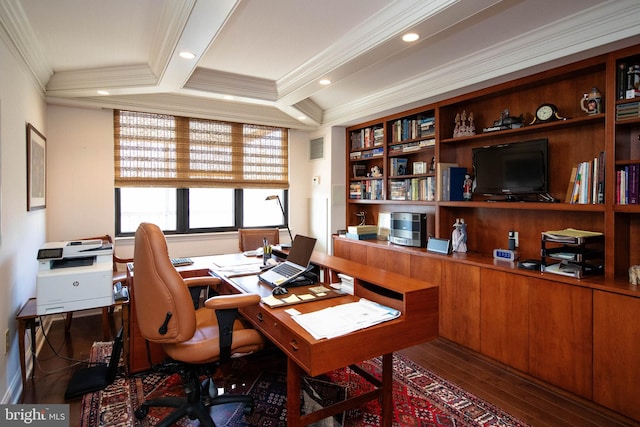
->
238, 228, 280, 252
134, 222, 196, 344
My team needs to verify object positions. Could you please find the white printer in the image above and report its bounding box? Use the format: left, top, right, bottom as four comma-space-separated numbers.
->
36, 239, 114, 315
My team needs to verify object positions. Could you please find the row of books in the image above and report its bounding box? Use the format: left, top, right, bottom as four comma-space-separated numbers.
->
388, 177, 435, 201
349, 146, 383, 160
349, 179, 383, 200
388, 138, 435, 155
390, 116, 435, 142
565, 152, 605, 204
616, 164, 640, 205
350, 126, 384, 150
616, 101, 640, 121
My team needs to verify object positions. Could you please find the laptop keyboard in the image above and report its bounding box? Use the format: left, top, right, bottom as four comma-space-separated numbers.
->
273, 263, 300, 278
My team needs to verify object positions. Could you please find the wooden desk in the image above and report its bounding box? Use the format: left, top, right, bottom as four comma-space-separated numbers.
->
16, 296, 129, 391
213, 251, 439, 427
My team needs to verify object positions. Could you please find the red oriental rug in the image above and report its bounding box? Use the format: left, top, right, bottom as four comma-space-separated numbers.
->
80, 342, 530, 426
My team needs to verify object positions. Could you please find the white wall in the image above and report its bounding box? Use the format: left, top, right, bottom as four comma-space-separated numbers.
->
45, 106, 313, 261
0, 34, 47, 402
306, 126, 346, 254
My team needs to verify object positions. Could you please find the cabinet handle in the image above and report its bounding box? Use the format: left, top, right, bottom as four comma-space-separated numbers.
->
289, 339, 299, 351
256, 312, 263, 322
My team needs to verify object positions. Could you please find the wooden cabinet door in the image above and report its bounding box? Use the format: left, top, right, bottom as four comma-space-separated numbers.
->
528, 278, 592, 399
367, 245, 410, 276
593, 290, 640, 421
410, 254, 441, 284
332, 237, 351, 260
480, 269, 529, 372
440, 262, 480, 351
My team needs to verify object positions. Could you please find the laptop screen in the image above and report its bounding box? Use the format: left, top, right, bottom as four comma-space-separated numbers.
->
286, 235, 317, 267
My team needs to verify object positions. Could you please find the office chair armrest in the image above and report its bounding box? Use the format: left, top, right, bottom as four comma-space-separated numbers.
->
204, 294, 261, 311
183, 276, 221, 289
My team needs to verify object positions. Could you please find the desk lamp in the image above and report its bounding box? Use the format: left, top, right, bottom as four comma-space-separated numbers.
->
265, 195, 293, 248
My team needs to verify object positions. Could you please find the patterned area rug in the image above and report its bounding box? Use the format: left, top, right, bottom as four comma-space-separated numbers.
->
80, 342, 530, 426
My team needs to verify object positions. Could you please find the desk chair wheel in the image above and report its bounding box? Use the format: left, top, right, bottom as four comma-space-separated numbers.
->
134, 405, 149, 420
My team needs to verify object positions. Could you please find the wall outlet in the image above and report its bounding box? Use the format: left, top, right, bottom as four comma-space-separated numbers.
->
4, 329, 9, 354
312, 176, 320, 185
508, 230, 519, 249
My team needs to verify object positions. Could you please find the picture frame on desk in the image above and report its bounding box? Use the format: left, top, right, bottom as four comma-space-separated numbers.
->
27, 123, 46, 211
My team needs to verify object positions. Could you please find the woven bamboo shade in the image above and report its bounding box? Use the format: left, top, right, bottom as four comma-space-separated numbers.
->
114, 110, 288, 189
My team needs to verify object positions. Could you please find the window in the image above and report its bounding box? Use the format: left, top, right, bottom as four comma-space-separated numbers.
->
114, 110, 289, 235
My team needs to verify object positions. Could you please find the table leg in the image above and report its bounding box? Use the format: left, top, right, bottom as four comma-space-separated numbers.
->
287, 357, 302, 427
381, 353, 393, 427
18, 319, 26, 390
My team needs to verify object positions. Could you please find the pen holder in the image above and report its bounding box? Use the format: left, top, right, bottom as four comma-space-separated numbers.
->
263, 244, 271, 265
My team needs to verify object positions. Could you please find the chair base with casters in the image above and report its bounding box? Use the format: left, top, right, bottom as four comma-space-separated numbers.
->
134, 361, 254, 427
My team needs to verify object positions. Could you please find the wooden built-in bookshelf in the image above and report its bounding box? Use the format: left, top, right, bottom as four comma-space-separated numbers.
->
341, 43, 640, 422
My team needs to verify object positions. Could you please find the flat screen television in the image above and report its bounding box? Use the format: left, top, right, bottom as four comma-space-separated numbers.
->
472, 138, 548, 198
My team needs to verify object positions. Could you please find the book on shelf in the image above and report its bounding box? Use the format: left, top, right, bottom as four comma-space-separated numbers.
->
347, 225, 378, 235
436, 162, 458, 201
616, 163, 640, 205
439, 165, 466, 201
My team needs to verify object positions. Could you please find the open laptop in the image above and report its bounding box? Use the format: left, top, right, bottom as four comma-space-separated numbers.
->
258, 235, 317, 287
64, 327, 123, 400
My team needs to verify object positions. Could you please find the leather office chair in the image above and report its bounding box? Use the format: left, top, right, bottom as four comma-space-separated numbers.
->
238, 227, 280, 252
132, 222, 265, 427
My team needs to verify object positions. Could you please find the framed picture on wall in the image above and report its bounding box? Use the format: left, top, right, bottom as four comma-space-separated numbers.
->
27, 123, 46, 211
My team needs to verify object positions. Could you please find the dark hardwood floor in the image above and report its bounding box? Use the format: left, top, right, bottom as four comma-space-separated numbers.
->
21, 313, 638, 427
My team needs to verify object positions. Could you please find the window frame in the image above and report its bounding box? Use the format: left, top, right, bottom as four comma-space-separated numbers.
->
114, 188, 288, 236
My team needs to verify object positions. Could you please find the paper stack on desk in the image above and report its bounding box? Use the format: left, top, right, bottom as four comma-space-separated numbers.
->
292, 298, 401, 340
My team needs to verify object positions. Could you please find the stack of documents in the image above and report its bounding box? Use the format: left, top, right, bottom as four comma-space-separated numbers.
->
292, 298, 401, 340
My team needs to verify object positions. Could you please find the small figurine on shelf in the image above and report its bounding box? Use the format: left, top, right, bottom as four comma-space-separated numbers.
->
355, 211, 366, 226
370, 165, 382, 177
452, 218, 468, 253
463, 174, 473, 201
453, 110, 476, 138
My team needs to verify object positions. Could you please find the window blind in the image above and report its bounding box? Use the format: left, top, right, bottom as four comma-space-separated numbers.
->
114, 110, 288, 189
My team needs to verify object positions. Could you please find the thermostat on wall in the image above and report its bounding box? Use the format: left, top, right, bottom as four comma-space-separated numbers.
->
493, 248, 517, 261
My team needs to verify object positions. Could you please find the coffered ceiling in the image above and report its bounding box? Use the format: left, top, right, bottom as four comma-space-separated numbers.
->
1, 0, 640, 130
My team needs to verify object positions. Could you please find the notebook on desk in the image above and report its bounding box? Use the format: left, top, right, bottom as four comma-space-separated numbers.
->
258, 235, 316, 287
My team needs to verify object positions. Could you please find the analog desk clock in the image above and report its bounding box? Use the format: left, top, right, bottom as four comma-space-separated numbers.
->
530, 103, 566, 125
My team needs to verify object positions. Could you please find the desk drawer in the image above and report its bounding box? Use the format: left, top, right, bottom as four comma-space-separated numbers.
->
279, 327, 311, 367
242, 304, 281, 343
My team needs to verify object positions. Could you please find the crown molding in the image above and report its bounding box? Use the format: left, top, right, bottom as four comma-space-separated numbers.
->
0, 0, 52, 90
323, 0, 640, 127
45, 64, 159, 96
184, 68, 277, 101
47, 93, 317, 131
276, 0, 501, 106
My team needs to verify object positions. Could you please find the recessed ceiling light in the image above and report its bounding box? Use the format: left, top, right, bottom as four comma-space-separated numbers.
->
179, 51, 196, 59
97, 90, 110, 95
402, 33, 419, 42
319, 79, 331, 85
